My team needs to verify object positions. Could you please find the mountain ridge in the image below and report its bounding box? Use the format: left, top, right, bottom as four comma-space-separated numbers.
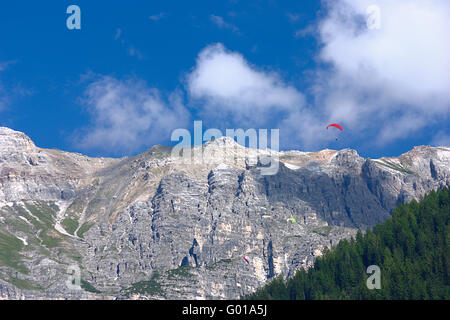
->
0, 126, 449, 299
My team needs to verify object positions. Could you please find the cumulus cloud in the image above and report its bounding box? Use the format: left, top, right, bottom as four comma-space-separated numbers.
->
313, 0, 450, 144
83, 0, 449, 153
187, 43, 305, 126
74, 76, 189, 154
432, 131, 450, 147
185, 0, 450, 150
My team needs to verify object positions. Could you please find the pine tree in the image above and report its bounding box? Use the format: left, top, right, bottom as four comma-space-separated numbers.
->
244, 187, 450, 300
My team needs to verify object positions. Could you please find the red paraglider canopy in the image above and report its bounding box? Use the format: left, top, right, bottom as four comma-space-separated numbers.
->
326, 123, 343, 131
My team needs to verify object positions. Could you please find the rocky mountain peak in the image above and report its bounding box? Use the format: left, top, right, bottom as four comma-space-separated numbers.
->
205, 136, 239, 147
0, 127, 36, 152
0, 126, 449, 300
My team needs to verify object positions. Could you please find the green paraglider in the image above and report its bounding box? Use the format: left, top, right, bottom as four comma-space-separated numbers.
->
287, 218, 297, 223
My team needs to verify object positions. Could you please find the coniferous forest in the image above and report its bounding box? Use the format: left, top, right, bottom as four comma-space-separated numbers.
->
245, 187, 450, 300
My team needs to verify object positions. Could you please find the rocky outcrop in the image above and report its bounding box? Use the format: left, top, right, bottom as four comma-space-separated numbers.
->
0, 127, 449, 299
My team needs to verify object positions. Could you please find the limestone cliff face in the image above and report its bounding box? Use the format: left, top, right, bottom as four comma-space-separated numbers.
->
0, 127, 449, 299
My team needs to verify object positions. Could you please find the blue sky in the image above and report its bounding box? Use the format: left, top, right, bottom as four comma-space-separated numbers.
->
0, 0, 449, 158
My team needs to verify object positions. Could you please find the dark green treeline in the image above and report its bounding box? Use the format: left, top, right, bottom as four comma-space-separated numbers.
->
245, 187, 449, 300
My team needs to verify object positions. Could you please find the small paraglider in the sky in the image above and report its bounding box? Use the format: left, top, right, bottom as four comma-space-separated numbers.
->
243, 255, 249, 264
326, 123, 343, 131
326, 123, 343, 141
286, 217, 301, 234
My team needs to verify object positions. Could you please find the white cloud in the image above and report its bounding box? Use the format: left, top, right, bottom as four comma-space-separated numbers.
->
210, 15, 240, 33
187, 43, 305, 126
183, 0, 450, 150
278, 109, 326, 149
432, 131, 450, 147
93, 0, 450, 152
74, 76, 189, 154
313, 0, 450, 144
